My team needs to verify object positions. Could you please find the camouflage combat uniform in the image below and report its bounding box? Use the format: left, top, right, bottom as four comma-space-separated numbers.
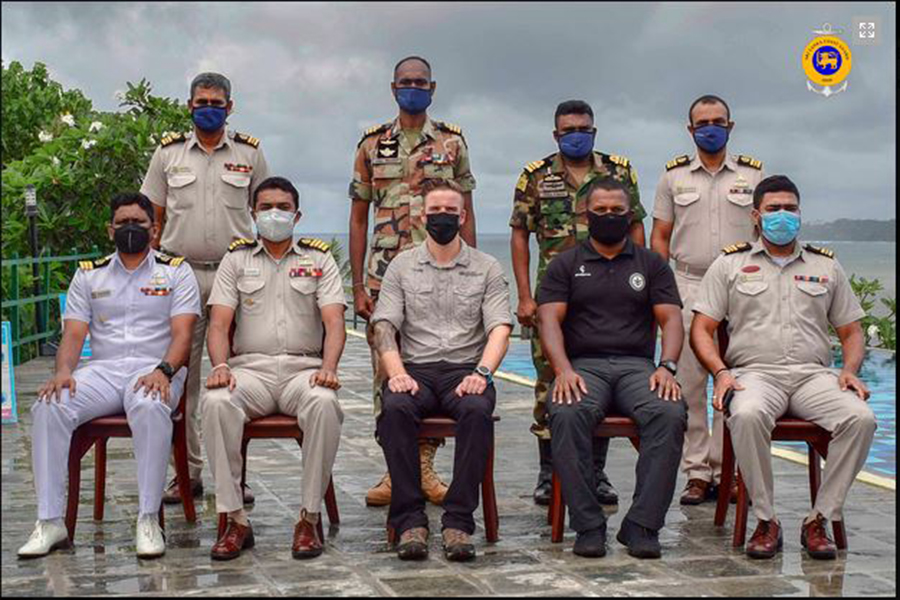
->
508, 151, 646, 438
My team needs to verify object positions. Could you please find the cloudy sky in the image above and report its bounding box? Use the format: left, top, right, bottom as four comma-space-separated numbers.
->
2, 2, 896, 234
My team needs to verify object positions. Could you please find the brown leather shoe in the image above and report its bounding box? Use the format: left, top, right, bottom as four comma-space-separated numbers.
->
397, 527, 429, 561
442, 528, 475, 562
210, 519, 255, 561
366, 473, 392, 507
419, 440, 448, 505
292, 520, 323, 560
162, 477, 203, 505
801, 515, 837, 560
746, 519, 783, 559
679, 479, 710, 505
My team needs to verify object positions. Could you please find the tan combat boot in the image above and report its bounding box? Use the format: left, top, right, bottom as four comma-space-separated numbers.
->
366, 472, 392, 507
419, 439, 449, 505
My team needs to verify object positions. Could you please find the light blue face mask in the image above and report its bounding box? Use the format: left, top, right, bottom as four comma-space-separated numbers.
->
760, 210, 801, 246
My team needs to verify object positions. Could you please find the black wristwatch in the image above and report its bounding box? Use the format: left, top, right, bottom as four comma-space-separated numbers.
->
475, 365, 494, 385
156, 361, 176, 381
658, 360, 678, 376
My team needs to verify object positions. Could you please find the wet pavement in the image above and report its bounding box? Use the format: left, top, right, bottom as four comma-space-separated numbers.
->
2, 333, 895, 597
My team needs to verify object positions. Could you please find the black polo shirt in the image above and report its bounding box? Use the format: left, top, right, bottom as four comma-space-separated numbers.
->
537, 239, 682, 360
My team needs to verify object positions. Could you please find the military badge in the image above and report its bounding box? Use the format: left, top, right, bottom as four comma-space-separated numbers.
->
803, 23, 852, 97
629, 273, 646, 291
140, 286, 172, 296
290, 268, 323, 278
795, 275, 830, 283
377, 139, 399, 159
224, 163, 253, 173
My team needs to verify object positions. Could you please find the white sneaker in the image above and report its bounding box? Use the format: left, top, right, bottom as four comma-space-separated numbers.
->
136, 514, 166, 558
18, 520, 71, 558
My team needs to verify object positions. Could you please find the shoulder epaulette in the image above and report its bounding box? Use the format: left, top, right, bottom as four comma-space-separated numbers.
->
234, 132, 260, 148
357, 122, 392, 147
665, 155, 691, 171
805, 244, 835, 259
155, 252, 185, 267
722, 242, 752, 255
737, 155, 762, 170
79, 255, 113, 271
435, 121, 463, 136
160, 132, 187, 147
228, 238, 258, 252
607, 154, 630, 168
524, 159, 547, 174
298, 237, 331, 253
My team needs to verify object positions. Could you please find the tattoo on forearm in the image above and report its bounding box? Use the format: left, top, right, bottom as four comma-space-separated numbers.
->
373, 321, 399, 354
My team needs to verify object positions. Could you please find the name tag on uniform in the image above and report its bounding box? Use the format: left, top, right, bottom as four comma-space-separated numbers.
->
675, 186, 697, 194
290, 268, 322, 278
740, 274, 764, 283
243, 267, 260, 277
140, 286, 172, 296
91, 289, 112, 299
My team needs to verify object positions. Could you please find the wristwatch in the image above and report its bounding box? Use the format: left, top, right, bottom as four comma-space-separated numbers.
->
156, 361, 176, 381
658, 360, 678, 376
475, 365, 494, 385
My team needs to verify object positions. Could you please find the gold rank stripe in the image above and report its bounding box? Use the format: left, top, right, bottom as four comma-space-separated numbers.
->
228, 238, 257, 252
171, 256, 185, 267
300, 237, 330, 252
738, 155, 763, 170
524, 160, 545, 174
805, 244, 835, 258
79, 260, 94, 271
608, 155, 630, 168
439, 122, 462, 135
235, 133, 260, 147
723, 242, 752, 254
665, 155, 690, 171
160, 132, 186, 147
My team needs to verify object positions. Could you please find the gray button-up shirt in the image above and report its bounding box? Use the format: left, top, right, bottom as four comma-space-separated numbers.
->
372, 241, 512, 365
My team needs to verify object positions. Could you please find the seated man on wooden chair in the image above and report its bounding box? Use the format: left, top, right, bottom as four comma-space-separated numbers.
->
202, 177, 346, 561
537, 177, 686, 559
20, 192, 199, 559
691, 175, 876, 560
371, 179, 513, 562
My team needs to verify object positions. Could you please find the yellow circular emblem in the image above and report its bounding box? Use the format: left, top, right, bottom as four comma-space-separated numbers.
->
802, 35, 852, 86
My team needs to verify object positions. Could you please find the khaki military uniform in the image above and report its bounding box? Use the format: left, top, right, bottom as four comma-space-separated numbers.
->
201, 237, 346, 515
508, 151, 646, 438
652, 153, 764, 483
693, 240, 876, 523
141, 129, 270, 481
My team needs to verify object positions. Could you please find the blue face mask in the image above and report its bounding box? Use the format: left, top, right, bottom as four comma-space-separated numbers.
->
395, 88, 432, 115
760, 210, 801, 246
192, 106, 227, 133
558, 131, 595, 160
692, 124, 729, 154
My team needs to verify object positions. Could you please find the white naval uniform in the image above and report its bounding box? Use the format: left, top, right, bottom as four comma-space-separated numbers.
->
31, 249, 200, 520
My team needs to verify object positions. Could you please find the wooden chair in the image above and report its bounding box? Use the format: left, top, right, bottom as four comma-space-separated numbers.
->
215, 414, 340, 542
65, 364, 196, 541
548, 415, 641, 543
385, 416, 500, 544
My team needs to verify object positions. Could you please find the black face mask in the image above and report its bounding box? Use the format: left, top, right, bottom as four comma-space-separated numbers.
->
114, 223, 151, 254
425, 213, 460, 245
588, 211, 631, 245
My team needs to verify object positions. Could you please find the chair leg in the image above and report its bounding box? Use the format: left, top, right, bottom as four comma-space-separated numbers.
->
550, 471, 565, 544
807, 444, 821, 506
732, 470, 749, 548
715, 426, 735, 527
834, 518, 848, 550
173, 414, 196, 522
482, 438, 499, 543
158, 503, 165, 531
324, 477, 340, 525
240, 438, 251, 490
628, 436, 640, 452
93, 439, 108, 521
65, 434, 93, 542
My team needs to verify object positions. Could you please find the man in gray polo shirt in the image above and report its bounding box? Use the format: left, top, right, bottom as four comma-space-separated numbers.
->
371, 180, 513, 563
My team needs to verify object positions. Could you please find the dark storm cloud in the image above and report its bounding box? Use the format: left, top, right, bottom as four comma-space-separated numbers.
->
2, 2, 895, 233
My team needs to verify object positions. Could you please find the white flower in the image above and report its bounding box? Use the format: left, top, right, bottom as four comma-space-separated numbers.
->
148, 135, 156, 144
114, 90, 126, 101
51, 157, 61, 167
81, 139, 97, 150
38, 131, 54, 143
89, 121, 104, 133
60, 113, 75, 127
867, 324, 880, 342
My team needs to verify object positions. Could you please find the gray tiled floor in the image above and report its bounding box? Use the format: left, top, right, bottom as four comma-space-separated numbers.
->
1, 334, 895, 596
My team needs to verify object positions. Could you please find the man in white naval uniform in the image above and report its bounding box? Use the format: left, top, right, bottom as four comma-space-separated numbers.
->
18, 192, 200, 559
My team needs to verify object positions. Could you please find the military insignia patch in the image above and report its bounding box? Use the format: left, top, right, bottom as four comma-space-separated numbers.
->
515, 173, 529, 193
224, 163, 253, 173
795, 275, 830, 283
804, 244, 835, 258
737, 155, 763, 170
290, 268, 323, 278
140, 286, 172, 296
228, 238, 258, 252
666, 155, 691, 171
234, 132, 260, 148
723, 242, 752, 255
298, 238, 330, 253
629, 273, 646, 291
608, 155, 630, 168
524, 160, 546, 174
160, 132, 186, 147
377, 139, 399, 159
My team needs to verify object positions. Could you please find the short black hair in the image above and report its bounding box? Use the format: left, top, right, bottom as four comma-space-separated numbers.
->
555, 100, 594, 128
253, 176, 300, 211
581, 177, 631, 208
753, 175, 800, 210
190, 72, 232, 102
110, 192, 154, 222
393, 56, 432, 80
688, 94, 731, 124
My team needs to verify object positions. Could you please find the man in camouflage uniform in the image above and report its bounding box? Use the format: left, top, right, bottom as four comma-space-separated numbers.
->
349, 56, 477, 507
509, 100, 647, 506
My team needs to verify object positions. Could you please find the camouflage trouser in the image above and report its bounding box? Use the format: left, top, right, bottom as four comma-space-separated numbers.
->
529, 326, 555, 440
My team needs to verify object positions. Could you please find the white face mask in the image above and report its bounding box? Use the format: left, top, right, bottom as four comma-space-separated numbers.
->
255, 209, 296, 242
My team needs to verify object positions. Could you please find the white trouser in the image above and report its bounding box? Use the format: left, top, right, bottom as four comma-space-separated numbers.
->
31, 358, 186, 520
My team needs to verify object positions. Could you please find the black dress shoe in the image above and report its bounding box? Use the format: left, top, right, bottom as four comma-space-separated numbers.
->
533, 478, 552, 506
573, 526, 607, 558
595, 474, 619, 506
616, 517, 661, 559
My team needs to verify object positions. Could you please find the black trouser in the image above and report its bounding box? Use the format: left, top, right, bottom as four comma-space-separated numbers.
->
548, 356, 686, 533
377, 362, 496, 536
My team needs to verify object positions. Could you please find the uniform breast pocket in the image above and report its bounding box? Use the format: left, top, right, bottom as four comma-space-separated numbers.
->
236, 278, 266, 315
734, 280, 770, 321
673, 192, 701, 223
454, 285, 483, 329
726, 192, 754, 226
423, 164, 454, 179
538, 199, 574, 238
221, 173, 252, 209
289, 277, 318, 314
408, 282, 434, 322
372, 163, 405, 208
166, 173, 197, 210
795, 281, 829, 312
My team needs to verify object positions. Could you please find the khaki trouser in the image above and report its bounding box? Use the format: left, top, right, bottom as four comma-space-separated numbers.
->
201, 354, 344, 514
675, 271, 724, 483
728, 364, 877, 523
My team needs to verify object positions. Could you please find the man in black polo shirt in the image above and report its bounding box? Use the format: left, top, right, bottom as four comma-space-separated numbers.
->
537, 177, 686, 559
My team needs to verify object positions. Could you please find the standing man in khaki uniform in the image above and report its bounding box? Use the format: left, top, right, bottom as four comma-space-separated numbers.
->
691, 175, 876, 560
510, 100, 647, 506
202, 177, 346, 561
349, 56, 477, 507
650, 94, 764, 505
141, 72, 270, 505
